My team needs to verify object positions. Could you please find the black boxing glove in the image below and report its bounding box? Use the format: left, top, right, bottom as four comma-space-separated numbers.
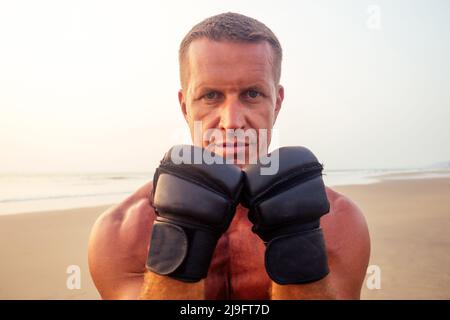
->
242, 146, 330, 285
146, 145, 244, 282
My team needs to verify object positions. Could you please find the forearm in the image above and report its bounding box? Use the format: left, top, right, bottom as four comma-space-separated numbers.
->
271, 276, 337, 300
139, 271, 204, 300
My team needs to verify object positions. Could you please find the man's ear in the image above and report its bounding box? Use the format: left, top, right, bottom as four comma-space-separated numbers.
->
273, 84, 284, 125
178, 89, 189, 123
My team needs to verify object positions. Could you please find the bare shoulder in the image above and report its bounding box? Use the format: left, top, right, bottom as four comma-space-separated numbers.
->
321, 186, 371, 299
88, 181, 156, 299
323, 187, 369, 232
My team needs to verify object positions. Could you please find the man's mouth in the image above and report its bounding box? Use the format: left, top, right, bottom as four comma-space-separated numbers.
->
214, 142, 248, 153
206, 141, 250, 155
217, 142, 248, 148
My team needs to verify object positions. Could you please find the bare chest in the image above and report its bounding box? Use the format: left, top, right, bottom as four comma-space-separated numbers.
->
203, 205, 345, 300
205, 209, 272, 299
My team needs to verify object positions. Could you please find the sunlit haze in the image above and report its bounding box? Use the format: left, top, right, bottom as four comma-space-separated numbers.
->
1, 0, 449, 173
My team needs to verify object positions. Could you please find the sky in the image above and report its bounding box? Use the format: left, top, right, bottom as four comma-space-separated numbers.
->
1, 0, 449, 172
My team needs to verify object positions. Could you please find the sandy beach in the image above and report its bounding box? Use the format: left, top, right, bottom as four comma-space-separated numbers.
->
335, 178, 450, 299
1, 175, 449, 299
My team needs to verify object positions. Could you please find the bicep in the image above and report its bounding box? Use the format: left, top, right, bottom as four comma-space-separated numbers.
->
87, 204, 152, 300
88, 210, 122, 298
324, 197, 371, 299
88, 183, 155, 299
345, 201, 371, 293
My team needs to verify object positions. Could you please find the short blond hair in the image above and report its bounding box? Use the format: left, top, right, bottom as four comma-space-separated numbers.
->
179, 12, 283, 89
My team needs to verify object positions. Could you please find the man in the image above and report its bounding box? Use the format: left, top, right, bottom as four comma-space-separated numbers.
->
88, 12, 370, 300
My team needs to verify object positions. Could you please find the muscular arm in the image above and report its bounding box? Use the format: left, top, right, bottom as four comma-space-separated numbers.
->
271, 190, 371, 300
88, 181, 205, 300
88, 182, 152, 299
88, 183, 203, 299
271, 276, 336, 300
139, 272, 204, 300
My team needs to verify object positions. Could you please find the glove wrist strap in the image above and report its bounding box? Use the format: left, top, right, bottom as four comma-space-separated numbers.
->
265, 227, 329, 284
146, 220, 219, 282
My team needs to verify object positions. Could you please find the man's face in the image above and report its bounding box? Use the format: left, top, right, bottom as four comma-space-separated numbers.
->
179, 38, 284, 163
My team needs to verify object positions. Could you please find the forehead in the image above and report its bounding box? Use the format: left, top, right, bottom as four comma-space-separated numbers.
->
186, 39, 275, 89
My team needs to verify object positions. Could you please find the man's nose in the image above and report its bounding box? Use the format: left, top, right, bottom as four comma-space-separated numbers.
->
219, 96, 246, 130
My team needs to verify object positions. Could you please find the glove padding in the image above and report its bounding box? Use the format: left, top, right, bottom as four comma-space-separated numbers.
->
147, 145, 244, 282
242, 146, 330, 284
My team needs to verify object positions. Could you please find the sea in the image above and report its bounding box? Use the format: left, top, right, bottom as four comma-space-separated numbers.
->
1, 168, 449, 215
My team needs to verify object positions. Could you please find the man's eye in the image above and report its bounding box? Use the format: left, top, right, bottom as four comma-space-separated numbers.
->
204, 92, 219, 100
245, 90, 261, 99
